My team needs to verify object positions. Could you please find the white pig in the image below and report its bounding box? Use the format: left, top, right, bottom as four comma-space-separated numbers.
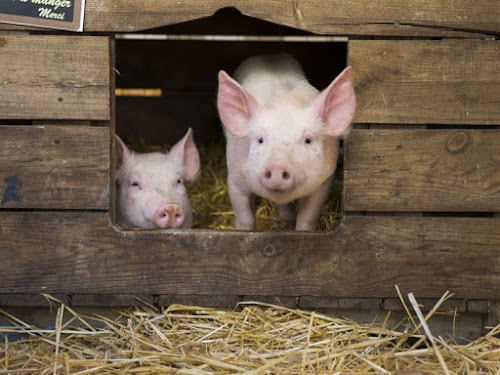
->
217, 54, 355, 231
114, 128, 200, 229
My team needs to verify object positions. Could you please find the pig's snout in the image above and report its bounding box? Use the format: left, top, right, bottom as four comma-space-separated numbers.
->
260, 162, 295, 192
154, 204, 185, 228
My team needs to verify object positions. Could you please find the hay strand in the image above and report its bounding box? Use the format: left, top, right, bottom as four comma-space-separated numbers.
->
408, 292, 451, 375
53, 304, 64, 375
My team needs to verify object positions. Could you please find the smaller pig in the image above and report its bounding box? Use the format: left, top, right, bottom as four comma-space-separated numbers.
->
115, 128, 200, 229
217, 54, 355, 231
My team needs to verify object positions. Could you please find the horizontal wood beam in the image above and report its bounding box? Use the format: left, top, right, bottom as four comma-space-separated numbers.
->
350, 40, 500, 125
344, 129, 500, 212
1, 0, 497, 37
0, 35, 110, 120
0, 125, 110, 209
83, 0, 500, 36
1, 212, 499, 299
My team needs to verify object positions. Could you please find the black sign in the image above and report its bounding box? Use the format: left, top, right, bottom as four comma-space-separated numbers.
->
0, 0, 84, 31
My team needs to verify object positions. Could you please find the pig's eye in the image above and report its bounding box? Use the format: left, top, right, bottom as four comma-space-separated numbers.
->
305, 138, 312, 144
177, 178, 182, 184
130, 181, 140, 187
258, 137, 264, 144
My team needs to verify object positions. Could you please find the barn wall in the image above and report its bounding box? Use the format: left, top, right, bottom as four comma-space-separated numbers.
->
0, 0, 499, 335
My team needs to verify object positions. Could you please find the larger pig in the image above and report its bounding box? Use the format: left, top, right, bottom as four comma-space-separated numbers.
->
114, 128, 200, 229
217, 54, 355, 231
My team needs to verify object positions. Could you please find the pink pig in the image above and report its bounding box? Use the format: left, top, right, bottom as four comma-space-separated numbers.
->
114, 128, 200, 229
217, 54, 356, 231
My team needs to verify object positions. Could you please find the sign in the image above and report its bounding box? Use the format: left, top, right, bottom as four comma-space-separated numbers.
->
0, 0, 85, 32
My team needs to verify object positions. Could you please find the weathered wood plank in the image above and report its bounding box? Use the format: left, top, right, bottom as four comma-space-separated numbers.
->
1, 0, 496, 37
0, 35, 110, 120
300, 297, 380, 310
485, 301, 500, 331
349, 40, 500, 125
0, 125, 110, 209
467, 300, 489, 313
383, 298, 467, 313
0, 294, 69, 306
344, 129, 500, 212
71, 294, 154, 307
158, 295, 241, 307
242, 296, 297, 309
112, 7, 492, 39
1, 212, 499, 299
77, 0, 500, 36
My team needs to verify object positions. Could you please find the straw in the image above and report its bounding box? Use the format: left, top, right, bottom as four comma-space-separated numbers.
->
408, 292, 450, 375
2, 293, 500, 374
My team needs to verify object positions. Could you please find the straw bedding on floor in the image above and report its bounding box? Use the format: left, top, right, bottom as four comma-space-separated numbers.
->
1, 292, 499, 374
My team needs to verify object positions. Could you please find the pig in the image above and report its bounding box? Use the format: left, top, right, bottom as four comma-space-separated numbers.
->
217, 53, 355, 231
114, 128, 200, 229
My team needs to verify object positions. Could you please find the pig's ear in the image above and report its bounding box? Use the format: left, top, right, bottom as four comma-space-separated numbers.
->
217, 70, 259, 138
313, 67, 356, 138
171, 127, 200, 182
114, 135, 131, 167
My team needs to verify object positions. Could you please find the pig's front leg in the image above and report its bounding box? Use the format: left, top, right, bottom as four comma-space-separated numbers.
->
228, 178, 256, 230
295, 176, 333, 231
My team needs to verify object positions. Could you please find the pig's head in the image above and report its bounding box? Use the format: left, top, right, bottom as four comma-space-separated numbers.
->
217, 67, 356, 204
114, 128, 200, 229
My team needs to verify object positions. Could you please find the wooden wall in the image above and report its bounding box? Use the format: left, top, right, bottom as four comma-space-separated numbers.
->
0, 1, 499, 322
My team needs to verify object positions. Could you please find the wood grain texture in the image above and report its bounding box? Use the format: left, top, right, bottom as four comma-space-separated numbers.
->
79, 0, 500, 37
383, 298, 467, 313
300, 297, 380, 310
0, 35, 110, 120
0, 0, 497, 37
349, 40, 500, 125
158, 295, 241, 307
467, 300, 489, 313
1, 212, 499, 299
344, 129, 500, 212
0, 294, 70, 307
0, 125, 110, 209
84, 0, 500, 36
485, 301, 500, 330
71, 294, 155, 307
242, 296, 297, 309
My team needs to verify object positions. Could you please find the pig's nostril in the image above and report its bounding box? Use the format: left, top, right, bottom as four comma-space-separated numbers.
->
265, 171, 272, 179
175, 213, 181, 218
282, 171, 290, 180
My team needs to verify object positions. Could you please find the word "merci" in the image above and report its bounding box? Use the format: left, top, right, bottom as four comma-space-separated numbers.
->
15, 0, 72, 20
